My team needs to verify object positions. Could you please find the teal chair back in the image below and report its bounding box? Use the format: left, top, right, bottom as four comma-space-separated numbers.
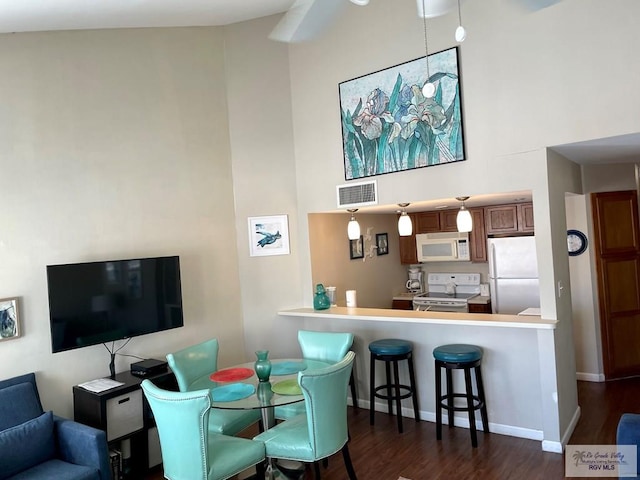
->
167, 338, 219, 391
275, 330, 355, 421
300, 350, 355, 459
141, 380, 211, 479
298, 330, 354, 363
141, 380, 265, 480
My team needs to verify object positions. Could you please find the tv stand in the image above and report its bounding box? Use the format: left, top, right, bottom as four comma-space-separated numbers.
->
73, 369, 177, 479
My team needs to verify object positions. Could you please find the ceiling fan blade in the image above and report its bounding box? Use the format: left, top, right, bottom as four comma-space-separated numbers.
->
517, 0, 563, 11
416, 0, 456, 18
269, 0, 346, 43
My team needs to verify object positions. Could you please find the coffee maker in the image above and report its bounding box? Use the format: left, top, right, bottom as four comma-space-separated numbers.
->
406, 266, 424, 293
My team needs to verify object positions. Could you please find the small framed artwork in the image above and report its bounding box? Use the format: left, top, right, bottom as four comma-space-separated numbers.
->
248, 215, 291, 257
376, 233, 389, 255
0, 297, 20, 341
349, 236, 364, 260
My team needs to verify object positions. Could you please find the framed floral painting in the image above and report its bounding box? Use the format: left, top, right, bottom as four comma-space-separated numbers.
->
339, 46, 465, 180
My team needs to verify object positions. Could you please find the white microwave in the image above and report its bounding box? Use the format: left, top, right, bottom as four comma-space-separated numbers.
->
416, 232, 470, 262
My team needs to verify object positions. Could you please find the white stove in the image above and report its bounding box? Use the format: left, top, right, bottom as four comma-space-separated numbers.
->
413, 273, 481, 312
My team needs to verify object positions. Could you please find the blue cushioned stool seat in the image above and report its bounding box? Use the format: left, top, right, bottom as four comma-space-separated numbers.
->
369, 339, 413, 356
433, 344, 489, 448
369, 339, 420, 433
433, 344, 483, 363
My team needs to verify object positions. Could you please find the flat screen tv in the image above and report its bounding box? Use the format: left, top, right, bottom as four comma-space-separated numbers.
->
47, 255, 184, 354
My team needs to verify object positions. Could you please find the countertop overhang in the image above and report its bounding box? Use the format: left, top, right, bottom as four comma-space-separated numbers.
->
278, 306, 556, 330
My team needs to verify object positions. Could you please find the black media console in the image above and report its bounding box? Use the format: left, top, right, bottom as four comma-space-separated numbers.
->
73, 369, 177, 479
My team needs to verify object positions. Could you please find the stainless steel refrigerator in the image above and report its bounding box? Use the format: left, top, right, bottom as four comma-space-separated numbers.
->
487, 236, 540, 314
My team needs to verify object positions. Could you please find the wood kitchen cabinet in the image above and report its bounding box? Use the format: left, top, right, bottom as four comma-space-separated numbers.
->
415, 211, 441, 233
399, 208, 487, 263
468, 301, 492, 314
399, 213, 418, 264
485, 203, 534, 235
469, 207, 486, 262
392, 299, 414, 310
439, 210, 460, 232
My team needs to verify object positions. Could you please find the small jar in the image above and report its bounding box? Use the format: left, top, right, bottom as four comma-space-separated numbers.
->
313, 284, 331, 310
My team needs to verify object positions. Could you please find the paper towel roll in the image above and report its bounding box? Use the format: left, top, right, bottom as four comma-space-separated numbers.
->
346, 290, 357, 307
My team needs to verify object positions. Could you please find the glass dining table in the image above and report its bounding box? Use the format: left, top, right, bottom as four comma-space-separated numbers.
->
206, 358, 330, 480
207, 358, 330, 429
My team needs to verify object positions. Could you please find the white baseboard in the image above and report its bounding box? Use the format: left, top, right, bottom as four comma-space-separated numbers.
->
576, 372, 605, 382
365, 400, 547, 445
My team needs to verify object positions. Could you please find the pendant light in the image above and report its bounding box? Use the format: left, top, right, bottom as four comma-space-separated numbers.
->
456, 196, 473, 232
420, 0, 436, 98
397, 203, 413, 236
347, 209, 361, 240
455, 0, 466, 42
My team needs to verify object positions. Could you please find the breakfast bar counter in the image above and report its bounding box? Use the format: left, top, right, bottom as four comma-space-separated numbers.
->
279, 306, 556, 329
278, 306, 564, 453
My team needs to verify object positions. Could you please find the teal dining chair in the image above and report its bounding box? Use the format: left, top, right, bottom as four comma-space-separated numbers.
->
255, 351, 358, 479
140, 380, 265, 480
166, 338, 261, 435
275, 330, 356, 420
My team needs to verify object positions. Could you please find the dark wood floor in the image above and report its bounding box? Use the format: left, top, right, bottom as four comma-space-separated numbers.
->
145, 377, 640, 479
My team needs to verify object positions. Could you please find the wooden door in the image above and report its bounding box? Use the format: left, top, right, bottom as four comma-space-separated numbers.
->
592, 190, 640, 379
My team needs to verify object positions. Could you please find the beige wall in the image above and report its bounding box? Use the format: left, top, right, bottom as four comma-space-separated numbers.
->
0, 27, 246, 418
308, 213, 407, 308
1, 0, 638, 447
223, 16, 304, 358
276, 0, 640, 447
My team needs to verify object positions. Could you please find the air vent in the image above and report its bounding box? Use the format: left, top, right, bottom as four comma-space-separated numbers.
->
336, 180, 378, 209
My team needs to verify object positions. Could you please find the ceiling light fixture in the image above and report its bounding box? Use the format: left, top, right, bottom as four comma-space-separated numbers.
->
347, 209, 361, 240
397, 203, 413, 237
349, 0, 370, 5
420, 0, 436, 98
456, 196, 473, 232
455, 0, 466, 42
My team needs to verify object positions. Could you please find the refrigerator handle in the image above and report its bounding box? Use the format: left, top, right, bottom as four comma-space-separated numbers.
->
489, 243, 497, 278
490, 243, 499, 312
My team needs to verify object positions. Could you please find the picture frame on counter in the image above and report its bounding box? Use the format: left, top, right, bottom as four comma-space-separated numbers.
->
248, 214, 291, 257
349, 236, 364, 260
376, 233, 389, 255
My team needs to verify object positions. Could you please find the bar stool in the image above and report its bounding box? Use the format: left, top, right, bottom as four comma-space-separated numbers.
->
433, 344, 489, 448
369, 339, 420, 433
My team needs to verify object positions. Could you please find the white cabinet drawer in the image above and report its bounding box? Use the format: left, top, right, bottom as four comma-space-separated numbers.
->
106, 390, 143, 441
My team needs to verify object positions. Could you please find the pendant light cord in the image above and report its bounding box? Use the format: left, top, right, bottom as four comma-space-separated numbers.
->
421, 0, 431, 83
457, 0, 463, 26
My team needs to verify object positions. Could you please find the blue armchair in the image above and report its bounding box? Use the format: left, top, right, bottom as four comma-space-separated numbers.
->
0, 373, 110, 480
617, 413, 640, 479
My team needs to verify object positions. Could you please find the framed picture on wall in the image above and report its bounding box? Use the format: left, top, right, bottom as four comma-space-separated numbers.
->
339, 46, 465, 180
248, 215, 291, 257
376, 233, 389, 255
0, 297, 20, 341
349, 236, 364, 260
